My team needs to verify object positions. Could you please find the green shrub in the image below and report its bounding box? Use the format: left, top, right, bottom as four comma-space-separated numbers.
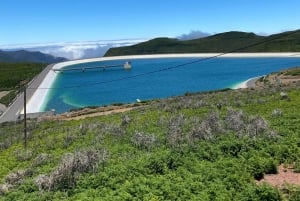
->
249, 157, 265, 180
265, 160, 278, 174
255, 184, 282, 201
294, 160, 300, 173
147, 158, 165, 174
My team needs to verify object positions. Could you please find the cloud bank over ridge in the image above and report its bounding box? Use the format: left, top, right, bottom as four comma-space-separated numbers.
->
178, 30, 211, 40
0, 39, 147, 60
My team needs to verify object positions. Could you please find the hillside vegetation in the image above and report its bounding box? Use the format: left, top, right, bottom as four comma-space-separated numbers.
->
0, 49, 66, 106
0, 73, 300, 200
0, 62, 46, 106
105, 30, 300, 56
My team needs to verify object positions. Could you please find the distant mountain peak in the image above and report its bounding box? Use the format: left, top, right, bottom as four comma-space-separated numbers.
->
207, 31, 260, 39
0, 49, 67, 63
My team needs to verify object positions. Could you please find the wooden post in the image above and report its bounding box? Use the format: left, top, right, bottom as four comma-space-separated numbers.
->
23, 86, 27, 150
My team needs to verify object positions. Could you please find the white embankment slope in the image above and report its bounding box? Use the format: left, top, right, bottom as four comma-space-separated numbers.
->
25, 53, 300, 113
25, 70, 57, 113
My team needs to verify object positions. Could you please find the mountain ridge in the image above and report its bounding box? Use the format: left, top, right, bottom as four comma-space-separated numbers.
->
104, 30, 300, 56
0, 49, 67, 63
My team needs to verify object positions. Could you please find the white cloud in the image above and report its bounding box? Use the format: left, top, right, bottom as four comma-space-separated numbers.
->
178, 30, 211, 40
0, 39, 147, 60
255, 32, 270, 36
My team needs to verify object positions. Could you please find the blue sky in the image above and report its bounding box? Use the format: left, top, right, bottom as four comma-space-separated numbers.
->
0, 0, 300, 46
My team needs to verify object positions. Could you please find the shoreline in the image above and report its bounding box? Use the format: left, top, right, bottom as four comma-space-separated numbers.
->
52, 53, 300, 71
231, 76, 262, 89
26, 52, 300, 113
54, 53, 300, 66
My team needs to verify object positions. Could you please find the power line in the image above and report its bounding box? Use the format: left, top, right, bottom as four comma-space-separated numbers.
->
28, 29, 300, 90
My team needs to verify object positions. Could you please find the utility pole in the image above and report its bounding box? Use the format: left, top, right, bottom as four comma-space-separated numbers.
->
23, 86, 27, 150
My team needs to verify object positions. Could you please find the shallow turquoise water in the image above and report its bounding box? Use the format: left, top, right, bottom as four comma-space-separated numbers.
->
43, 57, 300, 113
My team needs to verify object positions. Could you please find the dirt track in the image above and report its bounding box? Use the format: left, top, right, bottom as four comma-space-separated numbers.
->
257, 164, 300, 187
42, 104, 145, 121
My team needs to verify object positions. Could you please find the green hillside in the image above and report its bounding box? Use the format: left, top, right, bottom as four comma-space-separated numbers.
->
105, 30, 300, 56
0, 62, 46, 106
0, 74, 300, 200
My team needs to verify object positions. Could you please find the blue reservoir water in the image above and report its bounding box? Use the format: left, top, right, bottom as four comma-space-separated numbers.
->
42, 57, 300, 113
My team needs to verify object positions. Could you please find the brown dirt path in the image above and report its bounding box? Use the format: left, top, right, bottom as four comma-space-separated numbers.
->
42, 104, 146, 121
257, 165, 300, 187
60, 107, 136, 121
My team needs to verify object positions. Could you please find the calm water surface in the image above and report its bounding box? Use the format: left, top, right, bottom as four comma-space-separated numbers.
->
42, 57, 300, 113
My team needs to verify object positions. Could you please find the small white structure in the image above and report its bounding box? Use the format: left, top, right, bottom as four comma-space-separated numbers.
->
124, 61, 132, 70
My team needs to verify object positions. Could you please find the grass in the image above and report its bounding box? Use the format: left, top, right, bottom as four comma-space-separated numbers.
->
284, 67, 300, 76
0, 81, 299, 200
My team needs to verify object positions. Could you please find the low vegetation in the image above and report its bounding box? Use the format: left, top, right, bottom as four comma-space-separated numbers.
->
284, 68, 300, 76
0, 62, 46, 106
0, 75, 299, 200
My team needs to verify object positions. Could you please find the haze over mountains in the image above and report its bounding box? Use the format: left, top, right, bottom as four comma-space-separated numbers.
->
1, 30, 299, 62
0, 39, 146, 60
0, 50, 67, 63
0, 31, 209, 60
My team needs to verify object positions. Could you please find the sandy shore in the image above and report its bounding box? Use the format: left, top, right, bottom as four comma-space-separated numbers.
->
232, 76, 262, 89
26, 53, 300, 113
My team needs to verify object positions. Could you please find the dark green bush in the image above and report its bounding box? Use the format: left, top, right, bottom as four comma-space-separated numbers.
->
265, 160, 278, 174
255, 184, 282, 201
147, 157, 166, 174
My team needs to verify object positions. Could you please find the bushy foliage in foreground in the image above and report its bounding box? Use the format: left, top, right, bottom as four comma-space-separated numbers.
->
0, 84, 300, 200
